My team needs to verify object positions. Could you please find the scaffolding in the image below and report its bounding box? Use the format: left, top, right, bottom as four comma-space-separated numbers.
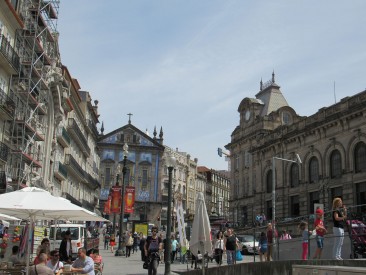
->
8, 0, 60, 190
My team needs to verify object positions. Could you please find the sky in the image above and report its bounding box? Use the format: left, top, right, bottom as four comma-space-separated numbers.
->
56, 0, 366, 171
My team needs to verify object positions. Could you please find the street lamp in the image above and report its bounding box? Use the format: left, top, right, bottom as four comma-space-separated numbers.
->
164, 154, 176, 275
115, 143, 128, 256
272, 153, 301, 260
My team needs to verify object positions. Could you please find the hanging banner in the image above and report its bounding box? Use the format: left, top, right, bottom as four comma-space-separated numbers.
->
104, 195, 112, 214
110, 186, 122, 213
124, 186, 135, 213
176, 198, 187, 255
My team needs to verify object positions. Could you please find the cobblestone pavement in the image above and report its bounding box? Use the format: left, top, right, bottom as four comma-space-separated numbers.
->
99, 243, 254, 275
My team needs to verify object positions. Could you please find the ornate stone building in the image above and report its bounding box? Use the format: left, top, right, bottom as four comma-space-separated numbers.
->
226, 73, 366, 227
0, 1, 101, 213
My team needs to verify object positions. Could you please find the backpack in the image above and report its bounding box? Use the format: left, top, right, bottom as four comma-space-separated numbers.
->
146, 236, 162, 252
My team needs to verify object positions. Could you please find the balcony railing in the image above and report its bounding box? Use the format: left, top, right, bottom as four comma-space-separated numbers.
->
84, 173, 100, 190
54, 161, 68, 181
64, 154, 85, 181
67, 118, 91, 156
0, 171, 6, 191
0, 87, 15, 120
87, 119, 98, 137
56, 126, 71, 148
0, 35, 20, 71
0, 141, 9, 163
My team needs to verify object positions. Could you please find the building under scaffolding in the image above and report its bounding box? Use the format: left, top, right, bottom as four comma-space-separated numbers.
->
0, 0, 101, 213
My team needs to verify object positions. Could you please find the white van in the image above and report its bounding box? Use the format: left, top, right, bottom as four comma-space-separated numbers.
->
49, 224, 98, 258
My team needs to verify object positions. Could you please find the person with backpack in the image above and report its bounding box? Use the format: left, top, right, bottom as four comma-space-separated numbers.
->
144, 226, 163, 275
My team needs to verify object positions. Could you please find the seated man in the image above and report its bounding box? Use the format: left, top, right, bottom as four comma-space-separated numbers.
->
29, 253, 53, 275
9, 245, 21, 265
72, 248, 95, 275
46, 250, 64, 274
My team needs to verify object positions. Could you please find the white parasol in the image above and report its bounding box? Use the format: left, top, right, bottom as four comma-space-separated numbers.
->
0, 187, 105, 274
0, 213, 21, 221
190, 192, 212, 275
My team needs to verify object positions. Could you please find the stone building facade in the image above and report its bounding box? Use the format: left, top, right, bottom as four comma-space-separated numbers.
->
226, 73, 366, 226
0, 1, 101, 212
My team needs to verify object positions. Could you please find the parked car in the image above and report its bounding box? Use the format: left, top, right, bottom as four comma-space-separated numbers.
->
237, 234, 259, 255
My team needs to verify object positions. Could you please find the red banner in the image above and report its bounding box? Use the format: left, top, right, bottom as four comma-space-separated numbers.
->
124, 186, 135, 213
110, 186, 122, 213
104, 195, 111, 214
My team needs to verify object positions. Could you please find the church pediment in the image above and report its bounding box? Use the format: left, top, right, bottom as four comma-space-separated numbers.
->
98, 124, 164, 149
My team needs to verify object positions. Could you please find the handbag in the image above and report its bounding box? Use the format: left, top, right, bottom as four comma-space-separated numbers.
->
236, 250, 243, 261
309, 230, 317, 239
143, 261, 149, 269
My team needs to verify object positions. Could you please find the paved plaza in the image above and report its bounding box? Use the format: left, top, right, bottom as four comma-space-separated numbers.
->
99, 243, 254, 275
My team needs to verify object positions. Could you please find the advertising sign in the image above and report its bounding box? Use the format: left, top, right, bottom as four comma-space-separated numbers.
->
110, 186, 122, 213
125, 186, 135, 213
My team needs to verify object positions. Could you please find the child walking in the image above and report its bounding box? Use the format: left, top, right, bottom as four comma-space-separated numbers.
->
312, 208, 327, 259
258, 232, 268, 262
299, 221, 311, 260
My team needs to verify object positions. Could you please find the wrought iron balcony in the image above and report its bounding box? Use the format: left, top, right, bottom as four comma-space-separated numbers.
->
64, 154, 86, 181
0, 141, 9, 163
0, 35, 20, 73
82, 199, 94, 211
67, 118, 90, 156
87, 119, 98, 137
0, 171, 6, 192
0, 87, 15, 120
86, 172, 100, 190
54, 161, 68, 181
56, 126, 71, 148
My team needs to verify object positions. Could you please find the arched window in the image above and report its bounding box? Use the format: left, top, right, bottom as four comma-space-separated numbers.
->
266, 170, 272, 193
309, 157, 319, 183
355, 142, 366, 173
290, 163, 299, 187
330, 150, 342, 178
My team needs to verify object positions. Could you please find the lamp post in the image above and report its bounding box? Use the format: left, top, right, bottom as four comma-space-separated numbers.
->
164, 155, 176, 275
272, 154, 302, 260
112, 167, 121, 235
115, 143, 128, 256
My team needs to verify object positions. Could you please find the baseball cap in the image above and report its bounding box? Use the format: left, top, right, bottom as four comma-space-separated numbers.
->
315, 208, 324, 215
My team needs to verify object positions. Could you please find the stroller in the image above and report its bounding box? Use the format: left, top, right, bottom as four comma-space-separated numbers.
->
347, 219, 366, 258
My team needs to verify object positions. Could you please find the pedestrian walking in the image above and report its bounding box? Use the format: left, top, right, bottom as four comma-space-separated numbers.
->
110, 234, 116, 253
312, 208, 327, 259
298, 221, 310, 260
214, 231, 224, 265
126, 232, 133, 257
258, 232, 268, 262
266, 223, 277, 261
224, 228, 238, 265
104, 232, 110, 250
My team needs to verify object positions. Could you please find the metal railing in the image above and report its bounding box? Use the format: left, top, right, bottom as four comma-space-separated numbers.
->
67, 118, 90, 155
0, 141, 9, 162
0, 35, 20, 71
64, 154, 85, 181
0, 87, 15, 119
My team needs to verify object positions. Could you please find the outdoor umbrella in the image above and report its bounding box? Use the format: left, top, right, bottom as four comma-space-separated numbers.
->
190, 192, 212, 275
0, 213, 21, 221
0, 187, 104, 274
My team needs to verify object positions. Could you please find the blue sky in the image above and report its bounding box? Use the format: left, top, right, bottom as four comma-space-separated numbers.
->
57, 0, 366, 170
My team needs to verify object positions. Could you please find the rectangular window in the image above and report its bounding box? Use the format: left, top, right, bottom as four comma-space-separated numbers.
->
290, 195, 300, 216
142, 169, 148, 186
309, 191, 320, 214
105, 168, 111, 186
